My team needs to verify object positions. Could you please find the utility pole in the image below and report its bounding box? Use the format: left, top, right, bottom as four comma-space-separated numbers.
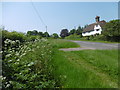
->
46, 26, 47, 38
46, 26, 47, 32
74, 26, 76, 34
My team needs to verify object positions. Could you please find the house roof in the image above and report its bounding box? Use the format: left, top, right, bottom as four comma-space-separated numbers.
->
82, 20, 106, 33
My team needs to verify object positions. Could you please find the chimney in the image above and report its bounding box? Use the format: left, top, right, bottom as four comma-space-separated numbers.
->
95, 16, 100, 22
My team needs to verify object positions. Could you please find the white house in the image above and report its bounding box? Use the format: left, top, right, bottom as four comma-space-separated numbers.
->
82, 16, 106, 36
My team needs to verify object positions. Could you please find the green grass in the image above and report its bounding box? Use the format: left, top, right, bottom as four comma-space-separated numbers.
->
65, 34, 119, 43
48, 39, 80, 48
50, 39, 118, 88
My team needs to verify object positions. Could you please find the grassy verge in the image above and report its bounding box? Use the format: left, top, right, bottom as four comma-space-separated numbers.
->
66, 38, 119, 44
65, 34, 119, 43
51, 39, 118, 88
48, 39, 80, 48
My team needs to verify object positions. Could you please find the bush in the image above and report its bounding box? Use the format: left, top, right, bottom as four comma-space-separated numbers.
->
2, 38, 57, 89
65, 34, 81, 40
102, 19, 120, 42
2, 30, 27, 43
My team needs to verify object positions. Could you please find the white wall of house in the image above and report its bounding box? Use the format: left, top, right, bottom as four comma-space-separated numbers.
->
82, 24, 102, 36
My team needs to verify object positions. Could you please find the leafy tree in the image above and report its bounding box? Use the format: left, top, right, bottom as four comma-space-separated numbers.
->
27, 31, 33, 36
69, 29, 76, 35
2, 30, 26, 43
38, 31, 43, 37
102, 19, 120, 42
83, 24, 89, 29
76, 26, 83, 36
27, 30, 38, 36
60, 29, 69, 38
52, 33, 59, 39
43, 32, 50, 37
32, 30, 38, 35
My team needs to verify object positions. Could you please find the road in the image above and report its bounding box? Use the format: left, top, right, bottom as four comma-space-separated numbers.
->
70, 40, 119, 50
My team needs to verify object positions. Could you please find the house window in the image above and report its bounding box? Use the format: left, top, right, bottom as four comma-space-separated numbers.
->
96, 29, 99, 31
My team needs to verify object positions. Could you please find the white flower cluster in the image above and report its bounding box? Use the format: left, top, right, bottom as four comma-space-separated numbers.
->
2, 38, 54, 88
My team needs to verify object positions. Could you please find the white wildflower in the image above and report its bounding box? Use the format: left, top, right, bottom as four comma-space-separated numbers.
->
17, 59, 20, 61
0, 51, 3, 54
6, 54, 11, 57
28, 62, 34, 66
11, 41, 15, 45
8, 60, 12, 62
6, 84, 10, 88
15, 53, 19, 56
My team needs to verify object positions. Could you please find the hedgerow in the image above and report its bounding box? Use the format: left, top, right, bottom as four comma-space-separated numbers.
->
2, 38, 57, 89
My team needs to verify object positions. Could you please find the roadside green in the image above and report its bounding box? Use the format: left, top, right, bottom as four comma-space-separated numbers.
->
48, 39, 80, 48
65, 34, 119, 43
50, 39, 118, 88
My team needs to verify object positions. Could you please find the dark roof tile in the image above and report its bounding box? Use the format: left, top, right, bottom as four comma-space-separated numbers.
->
83, 20, 106, 33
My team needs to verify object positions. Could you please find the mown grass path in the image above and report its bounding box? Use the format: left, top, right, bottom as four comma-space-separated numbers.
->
50, 39, 118, 88
64, 51, 118, 88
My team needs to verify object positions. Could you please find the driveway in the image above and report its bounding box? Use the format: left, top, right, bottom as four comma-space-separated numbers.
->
70, 40, 119, 50
59, 40, 119, 51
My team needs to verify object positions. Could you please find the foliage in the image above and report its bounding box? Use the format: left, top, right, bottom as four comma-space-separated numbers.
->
38, 32, 43, 37
2, 30, 27, 43
2, 38, 57, 89
52, 33, 59, 39
60, 29, 69, 38
76, 26, 83, 36
65, 34, 81, 40
69, 29, 76, 35
102, 19, 120, 42
43, 32, 50, 37
27, 30, 50, 38
27, 30, 38, 36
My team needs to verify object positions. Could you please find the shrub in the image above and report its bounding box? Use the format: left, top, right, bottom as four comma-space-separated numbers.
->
102, 19, 120, 42
2, 30, 27, 43
2, 38, 57, 89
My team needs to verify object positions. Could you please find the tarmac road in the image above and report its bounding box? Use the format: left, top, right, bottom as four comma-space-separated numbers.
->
70, 40, 119, 50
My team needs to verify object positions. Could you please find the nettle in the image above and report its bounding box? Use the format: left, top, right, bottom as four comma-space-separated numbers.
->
2, 38, 56, 89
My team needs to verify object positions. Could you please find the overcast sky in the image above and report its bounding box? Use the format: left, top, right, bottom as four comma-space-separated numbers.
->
1, 2, 118, 34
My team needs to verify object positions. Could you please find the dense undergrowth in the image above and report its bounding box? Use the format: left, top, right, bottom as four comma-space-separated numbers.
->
2, 38, 58, 89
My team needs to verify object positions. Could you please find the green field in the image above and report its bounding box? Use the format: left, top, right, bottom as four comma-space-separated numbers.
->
50, 39, 118, 88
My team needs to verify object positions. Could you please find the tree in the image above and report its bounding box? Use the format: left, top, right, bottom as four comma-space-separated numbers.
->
60, 29, 69, 38
52, 33, 59, 39
102, 19, 120, 42
43, 32, 50, 37
32, 30, 38, 35
27, 30, 38, 36
69, 29, 76, 35
76, 26, 83, 36
27, 31, 33, 36
38, 31, 43, 37
83, 24, 89, 29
